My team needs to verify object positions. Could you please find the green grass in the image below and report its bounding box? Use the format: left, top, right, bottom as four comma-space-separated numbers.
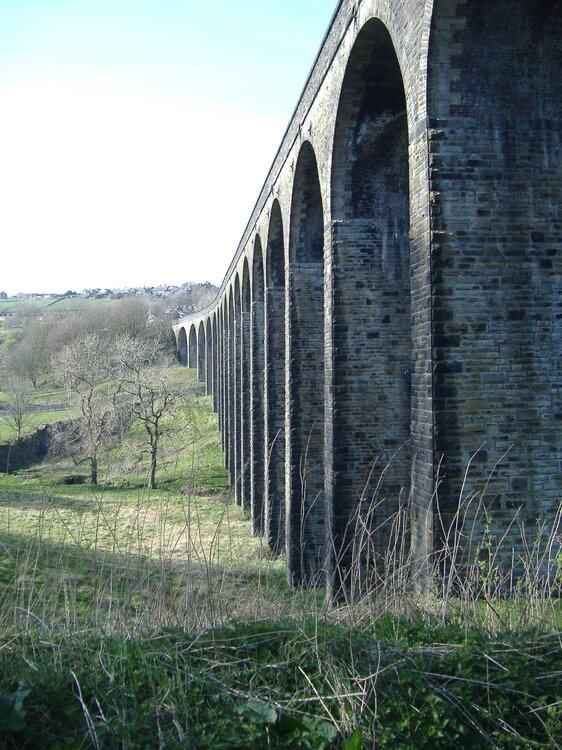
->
0, 299, 42, 316
0, 618, 560, 748
26, 384, 68, 405
0, 375, 286, 634
0, 382, 66, 406
0, 296, 113, 315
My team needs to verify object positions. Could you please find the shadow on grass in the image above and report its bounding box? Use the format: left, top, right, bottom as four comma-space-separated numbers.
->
0, 483, 145, 513
0, 520, 290, 634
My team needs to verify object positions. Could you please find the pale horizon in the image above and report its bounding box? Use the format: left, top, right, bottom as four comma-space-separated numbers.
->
0, 0, 337, 297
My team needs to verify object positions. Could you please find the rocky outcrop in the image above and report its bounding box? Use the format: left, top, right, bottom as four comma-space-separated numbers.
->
0, 418, 79, 473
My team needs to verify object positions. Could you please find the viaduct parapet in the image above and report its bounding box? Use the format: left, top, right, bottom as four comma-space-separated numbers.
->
174, 0, 562, 594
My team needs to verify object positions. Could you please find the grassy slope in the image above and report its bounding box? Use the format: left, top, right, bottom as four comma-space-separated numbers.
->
0, 371, 560, 748
0, 297, 113, 316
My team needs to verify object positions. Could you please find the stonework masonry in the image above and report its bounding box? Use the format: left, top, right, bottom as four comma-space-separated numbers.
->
173, 0, 562, 593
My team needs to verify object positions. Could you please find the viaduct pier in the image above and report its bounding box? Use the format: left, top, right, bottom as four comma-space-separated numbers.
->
174, 0, 562, 593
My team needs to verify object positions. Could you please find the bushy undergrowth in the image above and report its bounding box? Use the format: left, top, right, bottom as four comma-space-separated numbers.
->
0, 619, 560, 749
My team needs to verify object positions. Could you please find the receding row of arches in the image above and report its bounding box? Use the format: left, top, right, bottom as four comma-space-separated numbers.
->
176, 17, 412, 590
174, 0, 562, 594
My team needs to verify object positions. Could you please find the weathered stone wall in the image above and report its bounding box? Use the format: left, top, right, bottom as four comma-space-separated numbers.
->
173, 0, 561, 590
428, 0, 562, 573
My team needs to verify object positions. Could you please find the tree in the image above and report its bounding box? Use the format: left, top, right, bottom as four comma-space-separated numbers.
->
108, 296, 150, 340
113, 337, 179, 489
52, 335, 121, 484
2, 373, 34, 441
3, 322, 51, 388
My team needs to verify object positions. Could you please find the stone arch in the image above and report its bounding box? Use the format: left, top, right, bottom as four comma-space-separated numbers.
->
205, 317, 213, 397
427, 0, 562, 569
286, 141, 326, 586
242, 259, 251, 311
197, 321, 206, 383
266, 200, 285, 287
219, 299, 228, 465
230, 273, 242, 505
264, 199, 286, 553
250, 236, 266, 534
232, 274, 243, 505
188, 324, 198, 369
332, 19, 409, 224
212, 312, 219, 411
227, 286, 236, 487
177, 327, 187, 366
239, 258, 252, 512
327, 17, 411, 596
291, 143, 324, 263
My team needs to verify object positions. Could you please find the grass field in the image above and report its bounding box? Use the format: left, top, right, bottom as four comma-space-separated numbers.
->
0, 372, 285, 633
0, 372, 560, 748
0, 383, 67, 406
0, 296, 114, 316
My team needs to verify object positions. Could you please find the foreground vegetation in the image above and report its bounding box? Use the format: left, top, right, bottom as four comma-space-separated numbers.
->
0, 383, 560, 748
2, 618, 560, 749
0, 295, 560, 748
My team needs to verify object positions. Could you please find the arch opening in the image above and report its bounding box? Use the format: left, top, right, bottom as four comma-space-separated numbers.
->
250, 237, 266, 534
286, 141, 326, 586
197, 321, 206, 383
211, 313, 219, 412
188, 325, 198, 370
177, 327, 187, 366
264, 200, 286, 554
328, 18, 411, 597
205, 318, 213, 398
239, 261, 252, 511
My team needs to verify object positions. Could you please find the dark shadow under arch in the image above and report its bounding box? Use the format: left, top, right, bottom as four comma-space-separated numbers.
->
264, 200, 286, 554
286, 141, 326, 586
250, 237, 266, 534
188, 325, 198, 369
177, 327, 187, 366
327, 17, 411, 597
197, 321, 206, 382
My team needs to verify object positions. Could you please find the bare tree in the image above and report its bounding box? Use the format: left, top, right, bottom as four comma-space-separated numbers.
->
108, 296, 150, 339
113, 337, 179, 489
2, 373, 34, 441
46, 305, 112, 354
53, 335, 121, 484
7, 300, 40, 330
3, 322, 51, 388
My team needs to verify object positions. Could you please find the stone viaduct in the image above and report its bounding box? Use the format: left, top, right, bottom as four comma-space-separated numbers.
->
174, 0, 562, 594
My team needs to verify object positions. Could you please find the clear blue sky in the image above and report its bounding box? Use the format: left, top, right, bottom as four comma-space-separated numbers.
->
0, 1, 337, 295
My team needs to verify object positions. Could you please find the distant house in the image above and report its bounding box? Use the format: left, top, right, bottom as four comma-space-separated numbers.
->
167, 304, 197, 319
0, 292, 7, 300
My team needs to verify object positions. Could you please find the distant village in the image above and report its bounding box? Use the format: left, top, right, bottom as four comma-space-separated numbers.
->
0, 282, 217, 322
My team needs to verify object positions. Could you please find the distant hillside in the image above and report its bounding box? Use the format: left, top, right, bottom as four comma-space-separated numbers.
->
0, 282, 218, 328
